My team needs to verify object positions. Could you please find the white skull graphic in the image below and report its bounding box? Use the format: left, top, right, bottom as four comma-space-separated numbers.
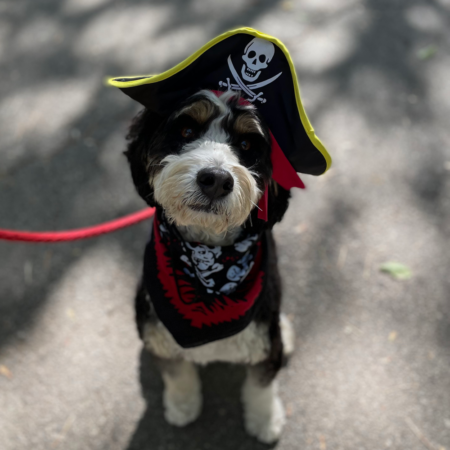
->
188, 244, 221, 271
241, 38, 275, 82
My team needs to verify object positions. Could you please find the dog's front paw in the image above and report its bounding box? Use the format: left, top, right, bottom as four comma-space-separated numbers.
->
242, 375, 286, 444
244, 393, 285, 443
163, 387, 202, 427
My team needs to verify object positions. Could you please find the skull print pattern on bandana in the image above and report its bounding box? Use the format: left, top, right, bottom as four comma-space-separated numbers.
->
143, 210, 267, 348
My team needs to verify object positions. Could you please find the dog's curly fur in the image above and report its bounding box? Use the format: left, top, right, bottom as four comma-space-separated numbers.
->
125, 90, 293, 443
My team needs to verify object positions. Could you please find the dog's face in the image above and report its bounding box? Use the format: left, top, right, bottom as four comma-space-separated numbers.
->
126, 90, 290, 233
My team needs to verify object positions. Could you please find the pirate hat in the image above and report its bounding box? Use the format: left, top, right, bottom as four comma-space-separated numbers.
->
109, 27, 331, 186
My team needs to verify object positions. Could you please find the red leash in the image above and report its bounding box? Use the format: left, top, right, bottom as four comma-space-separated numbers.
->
0, 208, 155, 243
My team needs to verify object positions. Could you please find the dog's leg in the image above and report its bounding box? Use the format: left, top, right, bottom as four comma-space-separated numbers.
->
280, 312, 295, 359
242, 363, 285, 444
155, 357, 202, 427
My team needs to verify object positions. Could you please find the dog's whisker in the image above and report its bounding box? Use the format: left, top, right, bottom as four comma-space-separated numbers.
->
250, 200, 262, 211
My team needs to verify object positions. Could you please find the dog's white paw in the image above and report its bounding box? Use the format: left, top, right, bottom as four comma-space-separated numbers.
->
163, 388, 202, 426
244, 393, 285, 443
161, 360, 202, 427
242, 376, 286, 444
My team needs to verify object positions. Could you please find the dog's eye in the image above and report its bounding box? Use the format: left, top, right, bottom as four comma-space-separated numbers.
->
181, 127, 195, 139
240, 140, 251, 150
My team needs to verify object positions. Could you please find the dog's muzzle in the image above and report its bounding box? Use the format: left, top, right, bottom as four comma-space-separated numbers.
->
196, 168, 234, 201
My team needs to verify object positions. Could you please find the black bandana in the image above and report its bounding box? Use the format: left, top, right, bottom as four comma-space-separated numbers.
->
143, 211, 267, 348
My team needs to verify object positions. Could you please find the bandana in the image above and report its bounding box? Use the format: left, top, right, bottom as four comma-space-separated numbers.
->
143, 211, 267, 348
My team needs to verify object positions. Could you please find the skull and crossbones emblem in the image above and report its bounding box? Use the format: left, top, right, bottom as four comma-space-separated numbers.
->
181, 243, 224, 291
219, 38, 282, 104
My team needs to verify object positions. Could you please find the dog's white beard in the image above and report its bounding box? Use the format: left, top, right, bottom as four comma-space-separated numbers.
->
153, 141, 260, 235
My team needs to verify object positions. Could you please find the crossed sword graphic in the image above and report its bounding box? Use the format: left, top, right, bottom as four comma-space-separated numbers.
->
219, 56, 282, 104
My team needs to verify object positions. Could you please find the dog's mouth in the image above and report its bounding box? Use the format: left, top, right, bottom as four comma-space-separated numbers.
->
188, 203, 220, 214
241, 64, 261, 81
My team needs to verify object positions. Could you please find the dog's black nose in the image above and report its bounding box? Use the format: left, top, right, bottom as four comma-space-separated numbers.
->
196, 168, 234, 200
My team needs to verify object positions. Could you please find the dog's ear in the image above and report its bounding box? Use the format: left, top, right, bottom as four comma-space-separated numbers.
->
265, 180, 291, 230
124, 108, 165, 207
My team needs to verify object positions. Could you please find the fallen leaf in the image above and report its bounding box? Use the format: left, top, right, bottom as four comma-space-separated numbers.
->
294, 222, 308, 234
281, 0, 294, 10
388, 331, 398, 342
380, 262, 412, 280
417, 44, 438, 60
0, 365, 13, 379
285, 403, 294, 417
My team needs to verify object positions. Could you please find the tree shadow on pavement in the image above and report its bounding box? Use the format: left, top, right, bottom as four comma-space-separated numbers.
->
2, 0, 450, 449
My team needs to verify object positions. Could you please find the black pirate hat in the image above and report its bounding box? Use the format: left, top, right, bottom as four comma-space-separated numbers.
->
109, 27, 331, 179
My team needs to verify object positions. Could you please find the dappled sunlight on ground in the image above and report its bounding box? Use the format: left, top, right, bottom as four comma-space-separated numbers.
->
1, 0, 450, 449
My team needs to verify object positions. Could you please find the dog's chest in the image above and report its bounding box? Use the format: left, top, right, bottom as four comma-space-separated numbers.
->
142, 220, 270, 362
142, 318, 270, 365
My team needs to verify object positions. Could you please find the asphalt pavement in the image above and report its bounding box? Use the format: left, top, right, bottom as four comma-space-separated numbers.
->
1, 1, 450, 449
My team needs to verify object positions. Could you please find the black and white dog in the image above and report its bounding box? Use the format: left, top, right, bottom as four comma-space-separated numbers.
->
125, 90, 294, 443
